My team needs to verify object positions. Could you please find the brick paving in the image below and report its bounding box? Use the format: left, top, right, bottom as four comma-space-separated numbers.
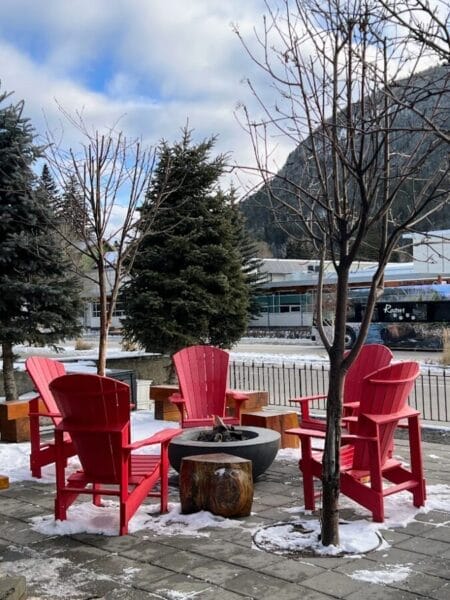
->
0, 437, 449, 599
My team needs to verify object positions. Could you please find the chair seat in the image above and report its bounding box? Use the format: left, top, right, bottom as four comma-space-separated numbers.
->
39, 431, 72, 448
347, 458, 402, 481
310, 444, 354, 468
68, 455, 161, 486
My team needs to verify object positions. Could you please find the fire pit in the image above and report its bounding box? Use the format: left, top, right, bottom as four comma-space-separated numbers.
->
168, 425, 281, 479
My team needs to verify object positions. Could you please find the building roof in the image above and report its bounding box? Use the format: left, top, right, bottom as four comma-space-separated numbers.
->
260, 264, 448, 291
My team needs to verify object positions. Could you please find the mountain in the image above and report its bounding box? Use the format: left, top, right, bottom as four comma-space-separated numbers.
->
239, 65, 450, 258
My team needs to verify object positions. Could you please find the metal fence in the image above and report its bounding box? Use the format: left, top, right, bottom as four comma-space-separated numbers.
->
229, 360, 450, 425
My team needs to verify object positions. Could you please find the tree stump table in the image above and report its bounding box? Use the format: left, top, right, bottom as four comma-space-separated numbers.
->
179, 452, 253, 518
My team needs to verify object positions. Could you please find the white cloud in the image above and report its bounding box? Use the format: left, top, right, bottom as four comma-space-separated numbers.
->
4, 0, 437, 196
0, 0, 278, 192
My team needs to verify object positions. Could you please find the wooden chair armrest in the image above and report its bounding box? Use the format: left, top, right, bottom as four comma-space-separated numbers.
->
289, 394, 326, 404
341, 433, 378, 444
29, 410, 61, 419
226, 391, 249, 401
285, 427, 326, 439
344, 401, 360, 409
342, 416, 358, 424
362, 406, 420, 425
169, 393, 185, 405
126, 428, 183, 450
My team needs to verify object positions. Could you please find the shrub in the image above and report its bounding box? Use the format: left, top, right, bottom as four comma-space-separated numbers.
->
74, 338, 93, 351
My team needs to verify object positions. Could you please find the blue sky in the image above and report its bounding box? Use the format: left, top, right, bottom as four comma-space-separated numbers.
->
0, 0, 288, 192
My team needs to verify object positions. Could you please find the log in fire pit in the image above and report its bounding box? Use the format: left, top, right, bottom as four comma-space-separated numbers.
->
168, 417, 281, 479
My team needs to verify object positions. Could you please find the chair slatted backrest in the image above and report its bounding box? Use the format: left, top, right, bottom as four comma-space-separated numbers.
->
173, 345, 229, 420
352, 361, 420, 470
25, 357, 67, 425
49, 374, 131, 483
343, 344, 393, 406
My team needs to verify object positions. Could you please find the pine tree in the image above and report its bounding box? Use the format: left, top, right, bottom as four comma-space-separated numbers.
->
60, 174, 87, 238
228, 197, 265, 320
0, 90, 83, 401
121, 129, 250, 354
36, 164, 61, 214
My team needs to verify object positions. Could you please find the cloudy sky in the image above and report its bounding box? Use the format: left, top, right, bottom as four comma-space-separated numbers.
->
0, 0, 289, 193
0, 1, 445, 196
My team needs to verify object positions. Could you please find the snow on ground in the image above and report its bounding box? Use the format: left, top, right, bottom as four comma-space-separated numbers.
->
8, 337, 328, 370
230, 350, 329, 365
6, 336, 447, 370
1, 410, 450, 564
350, 564, 414, 584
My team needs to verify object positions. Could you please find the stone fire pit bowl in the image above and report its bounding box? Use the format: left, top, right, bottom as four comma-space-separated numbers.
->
168, 426, 281, 480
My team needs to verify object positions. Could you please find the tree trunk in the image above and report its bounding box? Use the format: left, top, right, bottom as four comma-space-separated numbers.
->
179, 453, 253, 517
2, 342, 18, 401
321, 359, 345, 546
97, 261, 109, 376
321, 264, 350, 546
98, 322, 109, 377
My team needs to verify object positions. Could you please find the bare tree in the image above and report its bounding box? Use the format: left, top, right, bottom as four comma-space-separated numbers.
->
375, 1, 450, 144
235, 0, 449, 545
379, 0, 449, 63
46, 110, 168, 375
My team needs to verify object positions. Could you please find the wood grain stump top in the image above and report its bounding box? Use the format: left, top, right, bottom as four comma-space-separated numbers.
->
179, 452, 253, 518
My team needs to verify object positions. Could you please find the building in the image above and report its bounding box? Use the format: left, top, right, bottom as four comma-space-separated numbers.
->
410, 230, 450, 275
248, 229, 450, 337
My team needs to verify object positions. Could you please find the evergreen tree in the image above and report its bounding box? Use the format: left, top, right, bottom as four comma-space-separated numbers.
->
285, 238, 316, 259
228, 197, 265, 320
36, 163, 61, 214
60, 174, 87, 237
121, 129, 250, 354
0, 90, 83, 401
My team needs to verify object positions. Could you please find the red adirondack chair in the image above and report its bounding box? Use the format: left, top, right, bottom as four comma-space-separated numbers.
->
290, 344, 393, 430
49, 373, 182, 536
286, 361, 425, 522
169, 345, 249, 428
25, 356, 76, 478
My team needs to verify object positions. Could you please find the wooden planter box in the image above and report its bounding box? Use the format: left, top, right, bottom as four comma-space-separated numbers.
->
241, 410, 300, 448
0, 400, 32, 442
0, 398, 46, 443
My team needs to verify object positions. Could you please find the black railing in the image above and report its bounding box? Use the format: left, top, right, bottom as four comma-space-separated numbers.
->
229, 361, 450, 425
